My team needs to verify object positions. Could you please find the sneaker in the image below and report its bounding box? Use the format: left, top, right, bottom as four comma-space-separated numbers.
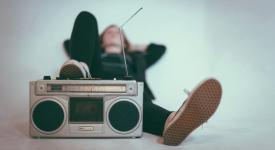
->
162, 78, 222, 146
59, 59, 91, 79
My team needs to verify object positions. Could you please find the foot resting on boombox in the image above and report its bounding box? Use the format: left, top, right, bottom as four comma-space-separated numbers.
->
59, 59, 91, 79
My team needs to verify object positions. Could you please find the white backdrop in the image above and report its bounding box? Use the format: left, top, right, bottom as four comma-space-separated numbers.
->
0, 0, 275, 143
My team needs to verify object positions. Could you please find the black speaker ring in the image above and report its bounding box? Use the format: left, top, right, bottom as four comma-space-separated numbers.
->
106, 98, 142, 134
31, 98, 66, 135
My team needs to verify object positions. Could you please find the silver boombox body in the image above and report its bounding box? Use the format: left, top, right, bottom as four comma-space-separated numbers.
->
29, 79, 144, 138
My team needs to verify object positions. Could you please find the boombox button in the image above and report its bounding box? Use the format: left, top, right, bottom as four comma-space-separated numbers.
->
128, 85, 134, 92
79, 126, 94, 131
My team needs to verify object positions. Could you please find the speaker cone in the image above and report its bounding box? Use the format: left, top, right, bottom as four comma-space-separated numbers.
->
108, 99, 140, 134
32, 99, 65, 133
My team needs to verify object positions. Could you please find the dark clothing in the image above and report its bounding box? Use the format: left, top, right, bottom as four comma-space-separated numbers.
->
66, 11, 171, 136
100, 45, 166, 102
65, 42, 165, 102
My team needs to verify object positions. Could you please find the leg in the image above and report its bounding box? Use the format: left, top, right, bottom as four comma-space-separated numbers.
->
143, 100, 172, 136
69, 11, 102, 78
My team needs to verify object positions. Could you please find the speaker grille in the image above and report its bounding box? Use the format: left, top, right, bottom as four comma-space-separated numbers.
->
108, 100, 140, 133
32, 100, 65, 133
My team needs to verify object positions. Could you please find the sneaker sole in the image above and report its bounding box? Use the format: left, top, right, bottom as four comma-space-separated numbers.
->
163, 78, 222, 146
59, 64, 84, 79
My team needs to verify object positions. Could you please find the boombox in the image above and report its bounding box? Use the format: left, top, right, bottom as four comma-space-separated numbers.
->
29, 79, 144, 138
30, 7, 145, 139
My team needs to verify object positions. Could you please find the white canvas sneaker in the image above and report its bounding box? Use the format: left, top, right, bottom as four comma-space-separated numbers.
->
59, 59, 91, 79
79, 61, 92, 78
162, 78, 222, 146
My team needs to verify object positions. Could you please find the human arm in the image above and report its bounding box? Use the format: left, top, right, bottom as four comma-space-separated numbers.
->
129, 43, 166, 69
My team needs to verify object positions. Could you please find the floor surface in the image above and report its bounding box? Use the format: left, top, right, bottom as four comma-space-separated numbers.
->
1, 117, 274, 150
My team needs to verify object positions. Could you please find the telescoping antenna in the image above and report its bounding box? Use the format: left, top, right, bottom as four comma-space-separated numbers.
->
119, 7, 143, 79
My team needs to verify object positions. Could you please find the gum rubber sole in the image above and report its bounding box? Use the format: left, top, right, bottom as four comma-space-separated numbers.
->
163, 78, 222, 146
59, 64, 84, 79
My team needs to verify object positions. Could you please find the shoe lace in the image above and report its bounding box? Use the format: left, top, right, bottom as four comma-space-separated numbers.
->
79, 62, 92, 78
183, 88, 191, 96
